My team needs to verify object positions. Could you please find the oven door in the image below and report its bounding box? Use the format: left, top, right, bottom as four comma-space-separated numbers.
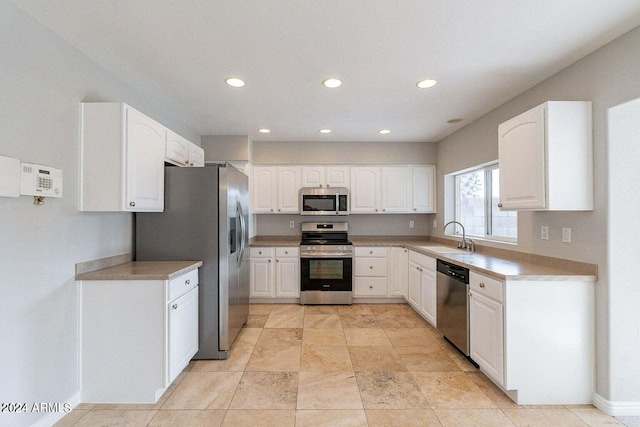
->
300, 257, 353, 291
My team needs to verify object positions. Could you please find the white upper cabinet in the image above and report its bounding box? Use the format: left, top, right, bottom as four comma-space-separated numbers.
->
326, 166, 350, 187
165, 129, 190, 166
252, 166, 301, 213
277, 166, 301, 212
350, 166, 380, 213
80, 102, 165, 212
498, 101, 593, 211
411, 165, 436, 213
301, 166, 324, 187
252, 166, 278, 213
381, 166, 412, 213
188, 144, 205, 167
166, 130, 204, 167
301, 166, 350, 188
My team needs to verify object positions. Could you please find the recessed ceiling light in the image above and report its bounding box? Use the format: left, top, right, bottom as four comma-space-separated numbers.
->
225, 77, 245, 88
319, 129, 332, 134
258, 128, 271, 133
378, 129, 391, 134
416, 79, 437, 89
447, 118, 463, 124
322, 78, 342, 88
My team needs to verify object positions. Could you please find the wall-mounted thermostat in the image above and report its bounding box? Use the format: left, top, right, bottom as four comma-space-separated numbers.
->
20, 163, 63, 198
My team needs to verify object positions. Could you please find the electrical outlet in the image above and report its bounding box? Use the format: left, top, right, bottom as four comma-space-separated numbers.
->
409, 220, 415, 229
289, 221, 295, 228
541, 225, 549, 240
562, 227, 572, 243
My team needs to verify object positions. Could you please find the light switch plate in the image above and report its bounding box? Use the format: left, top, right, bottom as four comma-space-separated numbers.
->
562, 227, 572, 243
289, 221, 295, 228
409, 221, 415, 228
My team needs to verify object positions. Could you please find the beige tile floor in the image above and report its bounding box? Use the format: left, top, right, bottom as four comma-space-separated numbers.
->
56, 303, 625, 427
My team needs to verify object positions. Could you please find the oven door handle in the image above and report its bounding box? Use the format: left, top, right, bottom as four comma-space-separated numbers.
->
335, 192, 339, 215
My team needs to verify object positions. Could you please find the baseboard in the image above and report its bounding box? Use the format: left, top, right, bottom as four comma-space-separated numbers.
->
593, 393, 640, 416
31, 392, 80, 427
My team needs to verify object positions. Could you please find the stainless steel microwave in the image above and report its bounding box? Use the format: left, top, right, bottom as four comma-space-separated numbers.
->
300, 187, 349, 216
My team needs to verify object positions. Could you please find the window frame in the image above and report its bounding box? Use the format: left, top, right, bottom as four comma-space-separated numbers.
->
449, 162, 517, 244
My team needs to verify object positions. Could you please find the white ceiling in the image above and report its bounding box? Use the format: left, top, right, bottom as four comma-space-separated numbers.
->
10, 0, 640, 142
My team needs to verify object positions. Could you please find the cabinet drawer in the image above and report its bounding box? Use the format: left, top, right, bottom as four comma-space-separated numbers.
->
355, 257, 388, 277
470, 272, 503, 303
169, 268, 199, 301
275, 247, 299, 257
250, 247, 275, 258
408, 250, 436, 271
355, 247, 388, 257
354, 277, 388, 296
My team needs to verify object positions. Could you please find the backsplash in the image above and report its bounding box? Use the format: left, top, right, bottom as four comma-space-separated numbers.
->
255, 213, 434, 236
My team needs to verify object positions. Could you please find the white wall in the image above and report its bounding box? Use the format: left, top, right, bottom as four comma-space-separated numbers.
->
0, 2, 198, 426
607, 99, 640, 408
435, 25, 640, 410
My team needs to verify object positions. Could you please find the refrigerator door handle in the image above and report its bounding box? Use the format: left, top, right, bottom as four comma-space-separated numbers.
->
237, 199, 246, 268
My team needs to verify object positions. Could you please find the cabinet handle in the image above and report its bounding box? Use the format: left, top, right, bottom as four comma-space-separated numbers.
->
190, 162, 194, 166
414, 208, 417, 211
369, 251, 373, 254
185, 279, 190, 285
259, 251, 262, 255
285, 251, 288, 254
369, 266, 373, 269
479, 283, 485, 288
468, 290, 472, 297
270, 209, 274, 212
172, 303, 178, 310
268, 259, 271, 263
276, 259, 279, 262
383, 208, 386, 212
129, 201, 135, 207
369, 285, 373, 289
498, 203, 503, 208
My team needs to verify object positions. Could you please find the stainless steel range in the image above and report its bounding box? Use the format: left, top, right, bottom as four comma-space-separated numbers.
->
299, 222, 353, 305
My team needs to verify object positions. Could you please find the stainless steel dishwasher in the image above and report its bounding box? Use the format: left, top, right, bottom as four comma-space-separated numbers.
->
436, 259, 473, 358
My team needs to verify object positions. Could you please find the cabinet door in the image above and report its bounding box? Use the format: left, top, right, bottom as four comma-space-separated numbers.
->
350, 167, 380, 213
250, 258, 274, 297
470, 292, 504, 386
412, 166, 435, 213
125, 107, 166, 211
188, 143, 205, 167
276, 257, 300, 297
301, 166, 325, 187
165, 129, 190, 166
277, 166, 301, 213
407, 262, 421, 310
381, 166, 412, 213
326, 166, 350, 188
252, 167, 278, 213
168, 287, 199, 383
388, 248, 408, 297
498, 104, 546, 210
419, 268, 437, 327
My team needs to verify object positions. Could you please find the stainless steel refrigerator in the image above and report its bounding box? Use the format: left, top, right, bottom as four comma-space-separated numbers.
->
135, 163, 249, 360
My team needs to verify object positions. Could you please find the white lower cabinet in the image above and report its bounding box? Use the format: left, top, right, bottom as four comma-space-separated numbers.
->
467, 271, 595, 405
168, 286, 199, 383
79, 267, 199, 403
354, 247, 389, 297
469, 272, 504, 387
275, 247, 300, 298
250, 247, 299, 299
388, 247, 408, 297
407, 251, 436, 327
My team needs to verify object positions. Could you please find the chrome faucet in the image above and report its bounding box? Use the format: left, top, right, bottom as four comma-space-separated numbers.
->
443, 221, 474, 251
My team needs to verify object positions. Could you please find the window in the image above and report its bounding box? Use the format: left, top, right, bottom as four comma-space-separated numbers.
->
450, 163, 517, 242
